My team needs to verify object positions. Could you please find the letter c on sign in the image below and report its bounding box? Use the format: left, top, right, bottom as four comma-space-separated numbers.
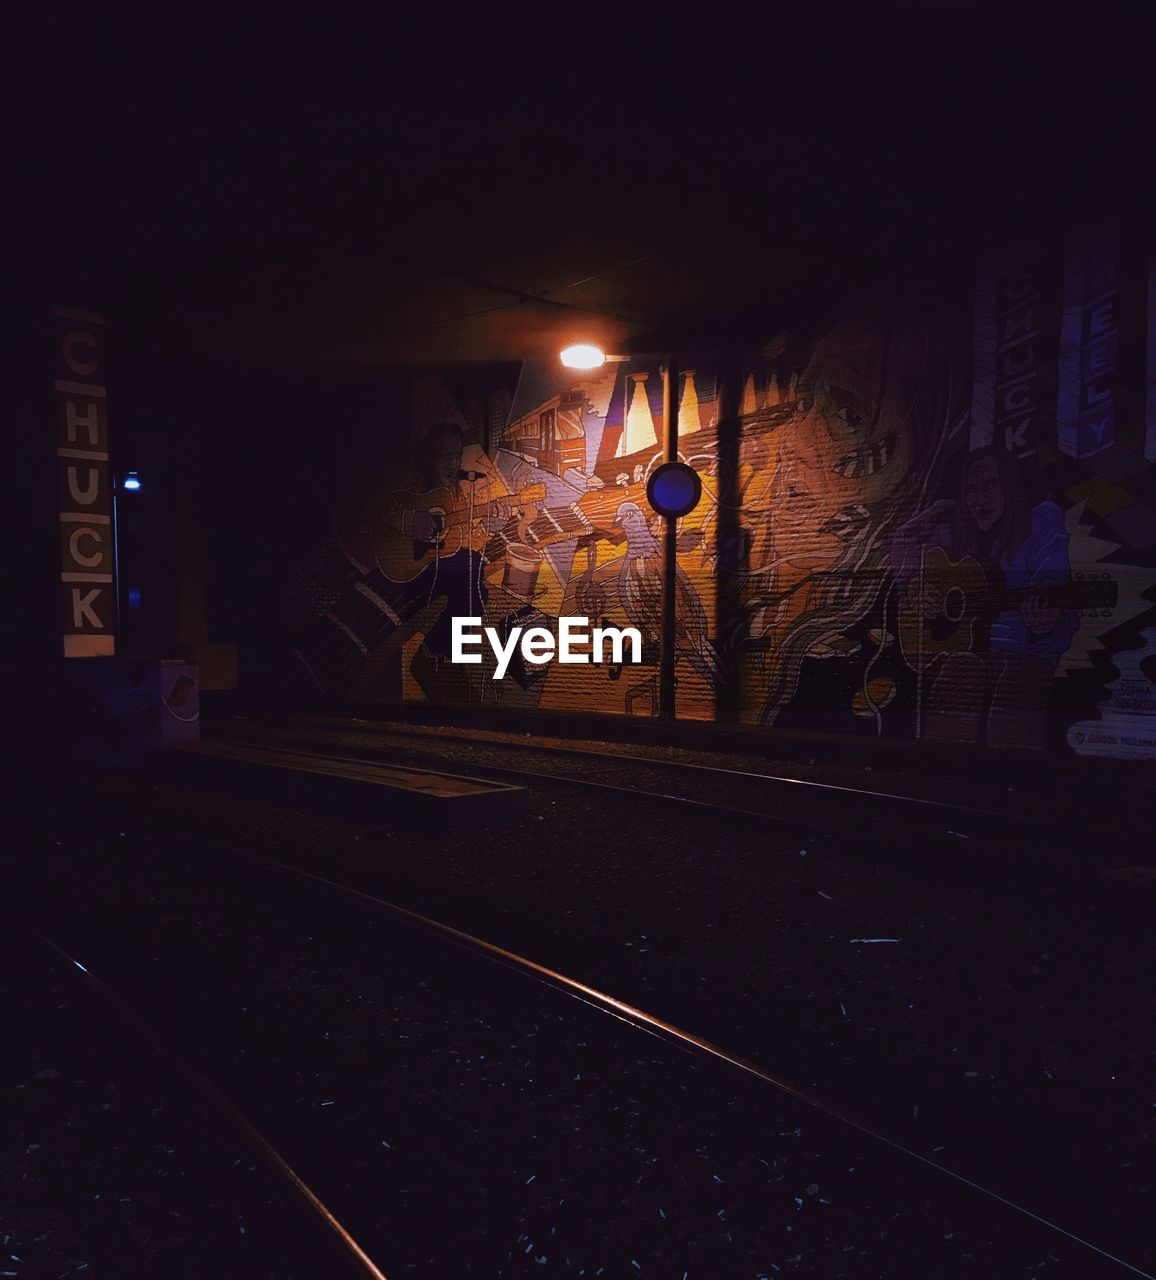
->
69, 527, 104, 569
63, 331, 100, 376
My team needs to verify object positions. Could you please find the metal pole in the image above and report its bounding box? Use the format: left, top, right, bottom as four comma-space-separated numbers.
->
659, 355, 679, 721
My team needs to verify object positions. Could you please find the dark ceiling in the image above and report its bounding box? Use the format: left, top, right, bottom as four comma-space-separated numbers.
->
14, 5, 1153, 371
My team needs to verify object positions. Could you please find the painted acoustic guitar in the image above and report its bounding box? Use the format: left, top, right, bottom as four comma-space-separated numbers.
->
898, 547, 1117, 672
374, 477, 650, 584
483, 483, 644, 561
372, 483, 546, 583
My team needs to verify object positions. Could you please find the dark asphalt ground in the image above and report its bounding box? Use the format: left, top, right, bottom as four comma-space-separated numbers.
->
6, 721, 1154, 1277
7, 827, 1126, 1279
1, 934, 342, 1278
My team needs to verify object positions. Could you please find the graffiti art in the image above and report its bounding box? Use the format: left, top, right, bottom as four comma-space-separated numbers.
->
282, 229, 1156, 759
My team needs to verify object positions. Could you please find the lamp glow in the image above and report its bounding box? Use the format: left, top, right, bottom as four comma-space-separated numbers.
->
122, 472, 141, 491
560, 343, 607, 370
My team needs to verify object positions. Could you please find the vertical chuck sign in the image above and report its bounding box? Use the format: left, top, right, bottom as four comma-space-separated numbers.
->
54, 306, 116, 657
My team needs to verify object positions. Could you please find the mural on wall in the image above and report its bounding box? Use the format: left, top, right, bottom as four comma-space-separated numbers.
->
282, 228, 1156, 758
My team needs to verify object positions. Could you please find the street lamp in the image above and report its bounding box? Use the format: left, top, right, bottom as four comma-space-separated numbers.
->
559, 343, 629, 370
558, 344, 701, 723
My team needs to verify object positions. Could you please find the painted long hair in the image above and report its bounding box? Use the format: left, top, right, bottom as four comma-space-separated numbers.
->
753, 303, 971, 725
957, 445, 1031, 561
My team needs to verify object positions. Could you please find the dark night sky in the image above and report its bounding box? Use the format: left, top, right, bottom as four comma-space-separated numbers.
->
12, 5, 1154, 370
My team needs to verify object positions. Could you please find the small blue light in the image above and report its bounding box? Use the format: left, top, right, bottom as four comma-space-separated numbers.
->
127, 587, 142, 610
651, 468, 696, 511
122, 472, 141, 491
646, 461, 702, 518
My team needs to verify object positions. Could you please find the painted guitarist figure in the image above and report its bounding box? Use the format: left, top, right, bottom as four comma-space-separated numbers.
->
373, 421, 472, 548
367, 422, 507, 684
891, 446, 1078, 749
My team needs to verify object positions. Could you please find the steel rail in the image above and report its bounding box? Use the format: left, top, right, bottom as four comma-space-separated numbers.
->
217, 734, 1010, 854
28, 924, 392, 1280
244, 713, 1052, 829
170, 830, 1153, 1280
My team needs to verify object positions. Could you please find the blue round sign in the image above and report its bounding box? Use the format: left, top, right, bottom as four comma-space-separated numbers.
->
646, 461, 702, 518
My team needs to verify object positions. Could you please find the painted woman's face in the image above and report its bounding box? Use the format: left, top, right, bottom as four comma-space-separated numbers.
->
963, 456, 1005, 531
763, 323, 922, 573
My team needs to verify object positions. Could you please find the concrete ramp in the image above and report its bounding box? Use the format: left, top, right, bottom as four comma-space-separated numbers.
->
156, 739, 528, 828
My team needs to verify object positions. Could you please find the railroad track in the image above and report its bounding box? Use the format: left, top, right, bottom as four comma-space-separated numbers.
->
233, 714, 1046, 830
215, 720, 1066, 866
21, 827, 1151, 1279
25, 923, 391, 1280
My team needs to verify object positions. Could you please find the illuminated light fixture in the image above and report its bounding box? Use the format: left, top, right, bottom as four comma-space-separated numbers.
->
646, 460, 702, 519
559, 344, 629, 371
122, 471, 142, 491
560, 343, 607, 370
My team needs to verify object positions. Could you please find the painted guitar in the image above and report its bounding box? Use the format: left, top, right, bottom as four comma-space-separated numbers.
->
898, 547, 1117, 672
375, 477, 651, 584
372, 483, 546, 583
483, 483, 644, 562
